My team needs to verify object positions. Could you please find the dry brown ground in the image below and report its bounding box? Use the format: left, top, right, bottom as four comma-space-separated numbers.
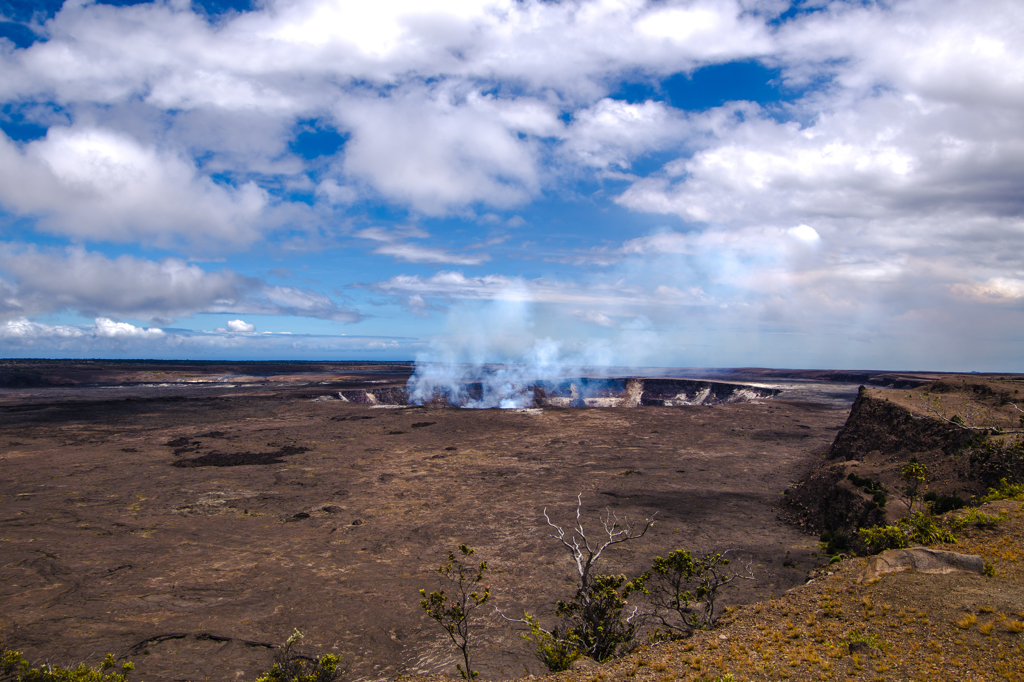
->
464, 499, 1024, 682
0, 391, 844, 682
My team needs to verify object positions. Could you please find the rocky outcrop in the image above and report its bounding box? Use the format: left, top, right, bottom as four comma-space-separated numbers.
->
828, 393, 975, 461
857, 548, 986, 582
783, 460, 887, 536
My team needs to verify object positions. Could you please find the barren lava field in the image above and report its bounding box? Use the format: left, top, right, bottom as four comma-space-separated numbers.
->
0, 362, 887, 681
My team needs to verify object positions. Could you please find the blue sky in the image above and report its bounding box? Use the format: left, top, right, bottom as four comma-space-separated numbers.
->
0, 0, 1021, 370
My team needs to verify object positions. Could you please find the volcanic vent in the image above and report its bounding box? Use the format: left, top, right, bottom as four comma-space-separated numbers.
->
334, 377, 780, 408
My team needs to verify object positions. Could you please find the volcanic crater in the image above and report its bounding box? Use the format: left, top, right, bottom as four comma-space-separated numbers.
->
0, 361, 917, 681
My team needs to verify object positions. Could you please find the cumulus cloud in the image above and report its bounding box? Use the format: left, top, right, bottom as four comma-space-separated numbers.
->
336, 87, 551, 213
0, 317, 162, 340
226, 319, 257, 332
562, 98, 687, 170
0, 316, 419, 359
0, 0, 1021, 368
0, 0, 782, 232
0, 245, 253, 322
94, 318, 165, 339
0, 127, 268, 248
0, 245, 361, 324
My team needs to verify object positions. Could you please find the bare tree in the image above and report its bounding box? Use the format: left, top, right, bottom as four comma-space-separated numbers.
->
541, 495, 655, 662
543, 493, 655, 593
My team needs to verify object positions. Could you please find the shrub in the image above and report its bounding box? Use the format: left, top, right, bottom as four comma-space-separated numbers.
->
517, 613, 581, 673
856, 512, 956, 554
254, 630, 342, 682
928, 493, 965, 514
522, 495, 653, 667
1, 650, 135, 682
948, 508, 1005, 531
819, 530, 850, 556
979, 478, 1024, 503
900, 461, 928, 513
419, 545, 490, 680
554, 573, 647, 662
646, 549, 740, 636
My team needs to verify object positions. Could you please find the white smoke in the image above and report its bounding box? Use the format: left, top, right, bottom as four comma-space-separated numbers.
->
406, 286, 647, 408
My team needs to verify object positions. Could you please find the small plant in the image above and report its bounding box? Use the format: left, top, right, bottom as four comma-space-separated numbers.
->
979, 478, 1024, 503
948, 508, 1005, 531
646, 549, 745, 636
517, 612, 581, 672
856, 513, 956, 554
420, 545, 491, 680
900, 460, 928, 513
255, 629, 343, 682
554, 573, 647, 662
925, 492, 965, 514
954, 613, 977, 629
983, 561, 997, 577
846, 630, 887, 651
1, 649, 135, 682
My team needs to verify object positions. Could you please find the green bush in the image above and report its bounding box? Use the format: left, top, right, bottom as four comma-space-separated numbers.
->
947, 508, 1005, 531
900, 461, 929, 513
927, 492, 965, 514
857, 512, 956, 554
254, 630, 342, 682
819, 530, 850, 556
1, 650, 134, 682
419, 545, 490, 680
518, 612, 580, 672
554, 573, 647, 663
979, 478, 1024, 503
646, 549, 736, 636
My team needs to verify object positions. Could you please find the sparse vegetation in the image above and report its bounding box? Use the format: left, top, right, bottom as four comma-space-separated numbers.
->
535, 496, 654, 664
254, 630, 343, 682
646, 549, 743, 637
856, 512, 957, 554
924, 491, 964, 514
420, 545, 491, 680
948, 508, 1005, 531
980, 478, 1024, 503
900, 460, 928, 513
0, 650, 135, 682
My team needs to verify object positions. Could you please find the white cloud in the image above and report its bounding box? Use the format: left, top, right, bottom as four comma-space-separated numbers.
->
0, 245, 361, 324
0, 127, 268, 247
354, 225, 489, 264
0, 316, 420, 358
336, 87, 547, 213
787, 224, 820, 244
256, 285, 362, 322
94, 317, 165, 338
0, 0, 783, 227
0, 318, 86, 339
0, 317, 161, 340
366, 270, 716, 309
226, 319, 256, 332
562, 98, 686, 169
0, 245, 252, 321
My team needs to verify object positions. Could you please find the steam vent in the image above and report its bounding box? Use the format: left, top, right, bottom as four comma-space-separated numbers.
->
334, 377, 781, 408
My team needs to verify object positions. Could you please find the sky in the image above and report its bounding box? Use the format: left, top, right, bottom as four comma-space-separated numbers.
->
0, 0, 1021, 371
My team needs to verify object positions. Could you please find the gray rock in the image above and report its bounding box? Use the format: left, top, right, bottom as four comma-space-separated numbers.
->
858, 547, 985, 582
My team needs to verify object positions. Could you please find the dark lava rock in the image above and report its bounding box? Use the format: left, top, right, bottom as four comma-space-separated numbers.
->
171, 445, 309, 467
